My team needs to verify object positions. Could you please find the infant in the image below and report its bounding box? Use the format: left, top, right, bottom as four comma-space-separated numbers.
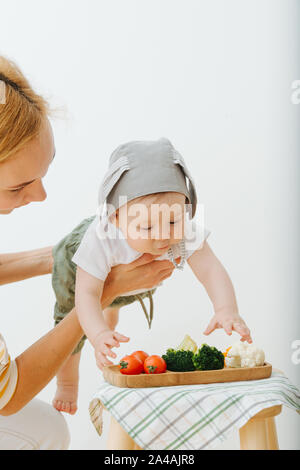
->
51, 138, 252, 414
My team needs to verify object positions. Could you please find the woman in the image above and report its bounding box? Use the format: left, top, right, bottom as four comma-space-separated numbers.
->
0, 56, 175, 450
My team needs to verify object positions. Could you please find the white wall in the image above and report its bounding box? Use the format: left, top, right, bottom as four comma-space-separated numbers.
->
0, 0, 299, 450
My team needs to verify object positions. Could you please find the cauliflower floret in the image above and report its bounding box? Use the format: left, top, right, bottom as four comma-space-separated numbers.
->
177, 335, 198, 353
225, 342, 265, 368
225, 342, 245, 368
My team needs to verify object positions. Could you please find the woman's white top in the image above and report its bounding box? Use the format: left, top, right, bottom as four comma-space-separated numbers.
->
0, 334, 18, 410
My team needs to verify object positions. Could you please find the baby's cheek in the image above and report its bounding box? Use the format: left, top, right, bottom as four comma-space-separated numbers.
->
172, 221, 185, 242
127, 237, 152, 253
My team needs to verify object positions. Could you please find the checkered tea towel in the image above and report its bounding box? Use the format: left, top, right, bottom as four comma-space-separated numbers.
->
89, 370, 300, 450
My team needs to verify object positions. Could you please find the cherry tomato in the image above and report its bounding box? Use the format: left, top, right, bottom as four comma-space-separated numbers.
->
144, 355, 167, 374
131, 350, 149, 364
119, 355, 144, 375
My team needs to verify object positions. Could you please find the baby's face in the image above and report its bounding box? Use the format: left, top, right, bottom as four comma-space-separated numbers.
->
112, 192, 186, 255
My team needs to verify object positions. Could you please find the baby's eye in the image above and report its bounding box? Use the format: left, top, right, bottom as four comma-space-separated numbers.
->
141, 226, 153, 231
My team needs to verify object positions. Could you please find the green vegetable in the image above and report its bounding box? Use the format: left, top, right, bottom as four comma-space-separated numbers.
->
162, 348, 196, 372
193, 343, 224, 371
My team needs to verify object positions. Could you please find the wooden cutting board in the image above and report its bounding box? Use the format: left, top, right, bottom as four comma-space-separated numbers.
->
103, 363, 272, 388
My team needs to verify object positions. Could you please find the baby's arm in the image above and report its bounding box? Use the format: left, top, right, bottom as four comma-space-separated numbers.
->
187, 241, 252, 343
75, 267, 129, 369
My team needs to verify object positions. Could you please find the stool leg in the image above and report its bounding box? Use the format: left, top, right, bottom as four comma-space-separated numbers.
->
239, 418, 269, 450
265, 417, 279, 450
133, 442, 142, 450
107, 415, 136, 450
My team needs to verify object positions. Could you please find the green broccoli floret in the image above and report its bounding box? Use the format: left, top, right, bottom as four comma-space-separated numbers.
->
162, 348, 196, 372
193, 344, 224, 371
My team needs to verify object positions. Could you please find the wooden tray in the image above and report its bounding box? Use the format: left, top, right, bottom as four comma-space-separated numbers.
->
103, 363, 272, 388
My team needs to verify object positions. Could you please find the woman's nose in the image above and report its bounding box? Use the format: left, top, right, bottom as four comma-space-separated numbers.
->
23, 179, 47, 204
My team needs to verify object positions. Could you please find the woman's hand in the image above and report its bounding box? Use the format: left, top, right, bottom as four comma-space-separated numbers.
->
105, 253, 178, 299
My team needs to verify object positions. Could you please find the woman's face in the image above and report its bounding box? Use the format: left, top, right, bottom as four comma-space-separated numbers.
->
0, 118, 55, 214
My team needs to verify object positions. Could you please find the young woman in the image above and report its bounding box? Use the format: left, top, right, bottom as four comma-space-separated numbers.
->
0, 55, 175, 449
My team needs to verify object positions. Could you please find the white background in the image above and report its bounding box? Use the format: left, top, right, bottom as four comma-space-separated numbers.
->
0, 0, 299, 450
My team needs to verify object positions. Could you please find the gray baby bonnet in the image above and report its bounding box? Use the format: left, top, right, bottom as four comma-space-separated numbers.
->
98, 137, 197, 220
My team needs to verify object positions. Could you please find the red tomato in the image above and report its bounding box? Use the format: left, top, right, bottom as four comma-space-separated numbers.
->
131, 350, 149, 364
144, 355, 167, 374
119, 355, 144, 375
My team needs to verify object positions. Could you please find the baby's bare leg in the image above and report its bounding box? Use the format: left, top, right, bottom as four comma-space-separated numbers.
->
53, 351, 81, 415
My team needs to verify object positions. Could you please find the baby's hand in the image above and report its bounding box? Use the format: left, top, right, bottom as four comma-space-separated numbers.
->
93, 329, 130, 370
203, 311, 252, 343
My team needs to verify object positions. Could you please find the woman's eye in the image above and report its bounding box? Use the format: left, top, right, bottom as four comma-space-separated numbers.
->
9, 187, 23, 193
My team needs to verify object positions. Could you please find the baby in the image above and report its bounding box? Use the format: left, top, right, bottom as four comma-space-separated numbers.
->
51, 137, 252, 414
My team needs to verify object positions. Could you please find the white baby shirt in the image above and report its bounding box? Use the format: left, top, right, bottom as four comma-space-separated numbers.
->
72, 215, 211, 296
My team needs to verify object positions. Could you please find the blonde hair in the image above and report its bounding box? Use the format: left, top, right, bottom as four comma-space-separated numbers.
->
0, 55, 51, 163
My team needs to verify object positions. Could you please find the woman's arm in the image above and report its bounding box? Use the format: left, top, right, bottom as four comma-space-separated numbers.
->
0, 254, 176, 416
0, 308, 83, 416
0, 246, 53, 285
0, 270, 122, 416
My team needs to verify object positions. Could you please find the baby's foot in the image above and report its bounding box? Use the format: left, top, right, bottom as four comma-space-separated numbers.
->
52, 380, 79, 415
